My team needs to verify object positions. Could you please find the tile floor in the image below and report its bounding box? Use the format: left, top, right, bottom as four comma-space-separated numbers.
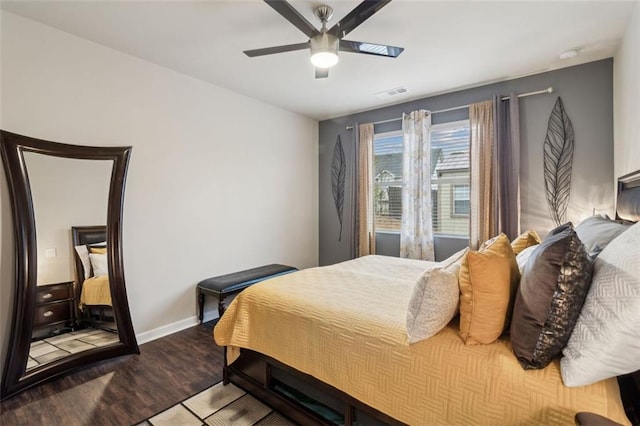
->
138, 382, 295, 426
27, 328, 120, 370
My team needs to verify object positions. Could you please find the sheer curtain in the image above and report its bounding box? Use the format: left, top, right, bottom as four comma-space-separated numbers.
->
469, 100, 495, 249
357, 123, 375, 256
469, 94, 521, 249
400, 110, 435, 261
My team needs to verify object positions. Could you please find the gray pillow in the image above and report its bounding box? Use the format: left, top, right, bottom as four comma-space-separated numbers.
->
510, 223, 593, 369
515, 244, 538, 275
575, 214, 631, 258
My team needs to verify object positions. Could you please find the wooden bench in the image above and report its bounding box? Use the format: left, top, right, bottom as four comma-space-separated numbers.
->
197, 264, 297, 323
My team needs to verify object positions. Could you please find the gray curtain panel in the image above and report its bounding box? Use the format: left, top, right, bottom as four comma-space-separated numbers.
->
493, 93, 521, 240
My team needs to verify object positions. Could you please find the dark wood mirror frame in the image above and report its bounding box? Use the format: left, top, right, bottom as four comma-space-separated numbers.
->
0, 130, 139, 400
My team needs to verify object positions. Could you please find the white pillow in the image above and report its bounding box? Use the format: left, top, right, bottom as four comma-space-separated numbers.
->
560, 221, 640, 387
89, 253, 109, 278
74, 245, 92, 280
406, 266, 459, 344
74, 241, 106, 279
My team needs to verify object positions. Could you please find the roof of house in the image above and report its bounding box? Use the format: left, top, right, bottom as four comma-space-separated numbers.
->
375, 149, 469, 179
375, 153, 402, 179
436, 152, 469, 172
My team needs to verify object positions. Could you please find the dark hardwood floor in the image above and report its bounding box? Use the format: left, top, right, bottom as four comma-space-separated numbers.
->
0, 323, 223, 425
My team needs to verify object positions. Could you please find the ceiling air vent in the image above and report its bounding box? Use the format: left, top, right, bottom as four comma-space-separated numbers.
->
376, 86, 408, 100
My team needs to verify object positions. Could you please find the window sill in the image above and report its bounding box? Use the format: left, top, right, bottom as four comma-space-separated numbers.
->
375, 231, 470, 239
434, 234, 470, 239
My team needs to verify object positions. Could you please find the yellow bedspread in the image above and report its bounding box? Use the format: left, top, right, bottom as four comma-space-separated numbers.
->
214, 255, 629, 425
79, 275, 112, 308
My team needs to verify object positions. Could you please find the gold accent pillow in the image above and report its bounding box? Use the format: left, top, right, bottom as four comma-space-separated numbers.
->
459, 234, 516, 345
480, 234, 521, 330
511, 230, 541, 255
89, 247, 107, 254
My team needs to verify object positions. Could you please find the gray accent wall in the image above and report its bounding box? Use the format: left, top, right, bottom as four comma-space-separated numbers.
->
319, 60, 614, 266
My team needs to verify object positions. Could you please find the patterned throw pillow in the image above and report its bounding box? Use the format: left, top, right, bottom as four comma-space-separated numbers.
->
510, 223, 593, 369
561, 222, 640, 386
89, 253, 108, 278
406, 267, 460, 344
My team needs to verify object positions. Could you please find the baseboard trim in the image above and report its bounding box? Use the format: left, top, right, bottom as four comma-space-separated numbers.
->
136, 316, 198, 345
135, 311, 220, 345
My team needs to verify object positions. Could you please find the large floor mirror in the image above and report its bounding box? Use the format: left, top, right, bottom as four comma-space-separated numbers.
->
0, 130, 138, 400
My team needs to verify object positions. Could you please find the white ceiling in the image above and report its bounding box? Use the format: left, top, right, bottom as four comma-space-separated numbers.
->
1, 1, 637, 120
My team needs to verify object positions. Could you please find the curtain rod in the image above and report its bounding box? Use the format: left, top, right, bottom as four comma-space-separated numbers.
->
345, 86, 553, 130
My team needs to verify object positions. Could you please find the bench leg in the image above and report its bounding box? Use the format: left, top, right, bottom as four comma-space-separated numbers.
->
218, 294, 226, 318
198, 290, 205, 324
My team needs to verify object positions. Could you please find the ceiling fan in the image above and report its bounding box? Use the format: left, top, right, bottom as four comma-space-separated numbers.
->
244, 0, 404, 79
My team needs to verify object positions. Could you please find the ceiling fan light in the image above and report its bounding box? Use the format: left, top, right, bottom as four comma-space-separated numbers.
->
311, 51, 339, 68
310, 32, 339, 69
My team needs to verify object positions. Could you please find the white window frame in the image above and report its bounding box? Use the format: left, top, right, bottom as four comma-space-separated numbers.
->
452, 184, 470, 217
372, 120, 470, 237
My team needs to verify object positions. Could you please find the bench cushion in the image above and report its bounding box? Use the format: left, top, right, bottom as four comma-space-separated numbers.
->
197, 264, 297, 295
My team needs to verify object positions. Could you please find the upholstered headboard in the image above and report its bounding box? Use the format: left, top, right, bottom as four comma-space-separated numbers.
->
616, 170, 640, 222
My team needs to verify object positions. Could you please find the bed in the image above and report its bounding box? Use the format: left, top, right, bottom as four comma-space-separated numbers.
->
71, 226, 114, 328
214, 171, 640, 426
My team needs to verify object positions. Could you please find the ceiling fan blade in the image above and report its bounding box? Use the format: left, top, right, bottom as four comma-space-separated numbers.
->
329, 0, 392, 39
244, 42, 309, 57
315, 68, 329, 79
339, 40, 404, 58
264, 0, 319, 38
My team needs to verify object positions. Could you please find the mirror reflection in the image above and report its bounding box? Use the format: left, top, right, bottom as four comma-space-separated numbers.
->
23, 152, 118, 371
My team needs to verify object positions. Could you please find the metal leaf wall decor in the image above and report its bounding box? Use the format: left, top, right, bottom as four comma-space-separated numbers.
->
331, 135, 346, 242
543, 97, 575, 226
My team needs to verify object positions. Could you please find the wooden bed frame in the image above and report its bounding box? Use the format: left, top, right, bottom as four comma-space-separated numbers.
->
223, 170, 640, 426
225, 350, 405, 425
71, 225, 115, 329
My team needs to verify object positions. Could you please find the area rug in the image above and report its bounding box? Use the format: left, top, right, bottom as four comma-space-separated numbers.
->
137, 382, 295, 426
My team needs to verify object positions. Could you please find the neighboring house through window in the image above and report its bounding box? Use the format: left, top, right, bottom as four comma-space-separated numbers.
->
453, 184, 470, 216
373, 132, 403, 231
373, 120, 470, 236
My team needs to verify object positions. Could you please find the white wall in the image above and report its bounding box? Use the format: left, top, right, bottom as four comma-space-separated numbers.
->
614, 2, 640, 178
0, 11, 318, 364
24, 153, 111, 285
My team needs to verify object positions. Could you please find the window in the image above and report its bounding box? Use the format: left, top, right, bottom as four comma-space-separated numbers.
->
432, 120, 470, 235
373, 132, 403, 231
373, 120, 470, 236
453, 184, 470, 216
